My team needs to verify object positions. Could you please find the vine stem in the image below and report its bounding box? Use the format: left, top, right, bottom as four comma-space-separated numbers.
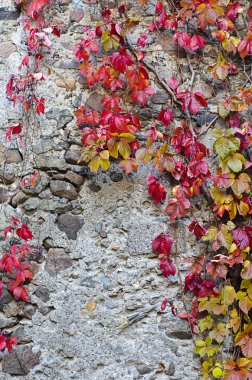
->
172, 221, 196, 342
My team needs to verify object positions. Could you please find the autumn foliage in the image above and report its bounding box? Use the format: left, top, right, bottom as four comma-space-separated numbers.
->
5, 0, 252, 378
72, 1, 252, 379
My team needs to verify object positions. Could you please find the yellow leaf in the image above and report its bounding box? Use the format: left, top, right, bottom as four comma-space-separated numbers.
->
99, 150, 109, 160
241, 260, 252, 280
90, 156, 100, 173
100, 158, 110, 171
222, 285, 236, 306
119, 133, 136, 142
212, 367, 223, 378
118, 141, 131, 159
107, 139, 119, 158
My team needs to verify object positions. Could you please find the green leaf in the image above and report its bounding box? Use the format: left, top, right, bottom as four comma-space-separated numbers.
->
227, 153, 245, 172
202, 226, 217, 242
101, 31, 120, 51
199, 316, 214, 332
218, 101, 230, 119
214, 138, 230, 158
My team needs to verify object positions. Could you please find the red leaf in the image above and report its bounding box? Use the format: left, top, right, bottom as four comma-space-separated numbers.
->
27, 0, 50, 18
185, 273, 216, 297
177, 90, 207, 115
189, 35, 206, 51
118, 4, 125, 13
137, 34, 147, 48
157, 108, 174, 126
188, 221, 206, 239
167, 76, 179, 90
5, 123, 22, 141
131, 86, 156, 105
171, 124, 193, 153
160, 258, 176, 277
165, 197, 190, 222
0, 336, 6, 351
225, 1, 243, 20
35, 97, 45, 115
148, 181, 167, 204
238, 38, 252, 59
111, 48, 134, 73
16, 225, 33, 241
6, 337, 17, 352
161, 298, 168, 311
156, 2, 164, 13
173, 32, 191, 49
52, 27, 61, 37
232, 228, 250, 249
152, 233, 173, 256
4, 226, 12, 239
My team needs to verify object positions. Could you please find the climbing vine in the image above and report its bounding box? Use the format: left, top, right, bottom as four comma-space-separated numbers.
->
2, 0, 252, 378
2, 0, 59, 357
73, 1, 252, 379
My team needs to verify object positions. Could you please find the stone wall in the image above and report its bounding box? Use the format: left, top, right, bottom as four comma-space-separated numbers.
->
0, 1, 204, 379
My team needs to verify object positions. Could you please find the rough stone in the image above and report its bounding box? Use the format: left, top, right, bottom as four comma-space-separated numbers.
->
2, 346, 41, 375
59, 59, 78, 69
21, 198, 40, 212
70, 9, 84, 22
65, 149, 83, 165
11, 191, 29, 206
85, 91, 103, 112
80, 276, 97, 288
22, 198, 73, 213
45, 248, 73, 276
64, 171, 85, 187
35, 285, 50, 302
46, 108, 73, 129
0, 314, 17, 328
88, 181, 101, 192
39, 306, 51, 315
100, 275, 112, 290
21, 173, 49, 195
136, 365, 153, 375
0, 287, 13, 309
166, 330, 192, 340
56, 78, 76, 90
109, 171, 123, 182
151, 91, 169, 104
0, 186, 9, 203
50, 180, 78, 200
23, 305, 37, 319
5, 149, 22, 164
0, 170, 15, 185
105, 301, 118, 309
166, 362, 176, 376
34, 156, 67, 171
43, 237, 55, 250
57, 213, 84, 239
0, 41, 17, 59
99, 230, 107, 238
12, 326, 32, 344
